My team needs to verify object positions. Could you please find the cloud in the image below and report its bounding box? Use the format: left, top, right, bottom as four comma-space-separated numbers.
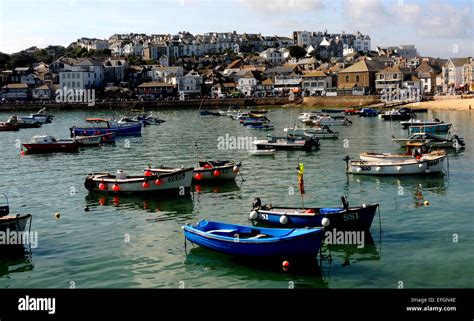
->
239, 0, 324, 13
345, 0, 472, 39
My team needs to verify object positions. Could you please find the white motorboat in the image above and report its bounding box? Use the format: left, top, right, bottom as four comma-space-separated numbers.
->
284, 126, 339, 139
313, 115, 351, 126
253, 136, 320, 151
400, 118, 443, 129
344, 154, 446, 175
192, 160, 241, 182
17, 108, 54, 124
359, 150, 446, 163
392, 132, 465, 150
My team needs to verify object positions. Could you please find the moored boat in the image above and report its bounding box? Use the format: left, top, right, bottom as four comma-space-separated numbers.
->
21, 135, 78, 154
358, 108, 378, 117
200, 111, 221, 116
313, 115, 352, 126
253, 135, 320, 151
249, 196, 379, 231
17, 108, 54, 124
84, 167, 194, 194
6, 116, 42, 128
400, 118, 443, 129
284, 126, 339, 139
182, 220, 325, 257
70, 118, 142, 137
192, 161, 241, 182
379, 107, 415, 121
344, 154, 446, 175
0, 122, 19, 131
0, 194, 32, 249
392, 132, 465, 149
73, 133, 116, 146
359, 149, 446, 162
409, 123, 452, 134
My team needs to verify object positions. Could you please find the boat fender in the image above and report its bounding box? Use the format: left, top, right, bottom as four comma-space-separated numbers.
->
232, 165, 240, 173
249, 210, 258, 220
84, 178, 94, 190
321, 217, 330, 227
279, 215, 288, 225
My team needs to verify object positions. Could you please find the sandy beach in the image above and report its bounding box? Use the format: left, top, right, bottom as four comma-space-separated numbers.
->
406, 97, 474, 111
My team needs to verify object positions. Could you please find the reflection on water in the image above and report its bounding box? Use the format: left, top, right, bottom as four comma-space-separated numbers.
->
184, 246, 329, 288
85, 192, 195, 221
193, 181, 241, 194
0, 248, 34, 279
326, 230, 381, 268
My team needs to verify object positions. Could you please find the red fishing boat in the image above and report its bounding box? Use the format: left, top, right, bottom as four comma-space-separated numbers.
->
21, 135, 78, 154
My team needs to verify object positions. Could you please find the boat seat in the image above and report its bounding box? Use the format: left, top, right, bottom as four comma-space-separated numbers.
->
249, 234, 268, 239
207, 229, 237, 236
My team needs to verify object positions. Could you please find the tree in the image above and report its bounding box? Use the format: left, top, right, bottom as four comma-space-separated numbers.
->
288, 46, 306, 59
0, 52, 10, 70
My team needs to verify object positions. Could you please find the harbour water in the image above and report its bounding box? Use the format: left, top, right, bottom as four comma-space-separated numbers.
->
0, 108, 473, 288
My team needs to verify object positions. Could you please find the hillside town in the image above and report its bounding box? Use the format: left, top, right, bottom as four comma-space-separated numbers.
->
1, 30, 473, 103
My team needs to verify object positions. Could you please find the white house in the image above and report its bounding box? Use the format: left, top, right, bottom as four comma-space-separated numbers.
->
237, 71, 258, 96
123, 43, 144, 56
353, 32, 371, 53
178, 70, 203, 95
149, 66, 183, 85
442, 58, 470, 93
259, 48, 290, 65
59, 58, 104, 90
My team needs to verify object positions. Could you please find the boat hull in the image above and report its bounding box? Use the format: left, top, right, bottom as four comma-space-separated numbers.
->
347, 155, 446, 175
401, 120, 441, 129
70, 122, 142, 137
22, 142, 78, 153
183, 220, 324, 257
0, 214, 31, 233
254, 204, 378, 230
409, 123, 452, 134
84, 167, 194, 194
193, 163, 240, 182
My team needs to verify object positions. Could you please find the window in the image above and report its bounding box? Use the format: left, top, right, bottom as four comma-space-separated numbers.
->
345, 75, 349, 82
394, 73, 398, 79
380, 74, 385, 80
356, 75, 360, 82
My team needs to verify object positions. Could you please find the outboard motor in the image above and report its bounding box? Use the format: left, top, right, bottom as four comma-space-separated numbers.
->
252, 197, 262, 210
341, 195, 349, 211
452, 135, 465, 149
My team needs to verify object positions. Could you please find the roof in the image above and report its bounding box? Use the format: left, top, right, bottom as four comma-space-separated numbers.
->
303, 71, 327, 77
137, 82, 174, 88
227, 59, 244, 69
76, 58, 105, 67
339, 59, 385, 73
449, 58, 469, 67
261, 78, 274, 85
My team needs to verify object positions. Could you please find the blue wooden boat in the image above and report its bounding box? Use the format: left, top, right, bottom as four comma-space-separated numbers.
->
249, 197, 379, 230
183, 220, 325, 257
409, 123, 452, 134
358, 108, 378, 117
70, 118, 142, 137
246, 123, 274, 130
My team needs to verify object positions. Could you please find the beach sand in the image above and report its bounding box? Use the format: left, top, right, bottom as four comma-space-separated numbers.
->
406, 97, 474, 111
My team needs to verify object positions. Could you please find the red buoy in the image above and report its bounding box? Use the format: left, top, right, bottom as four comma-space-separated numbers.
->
99, 182, 107, 190
195, 173, 203, 180
20, 150, 25, 156
155, 179, 162, 185
282, 260, 290, 272
142, 181, 150, 188
213, 170, 221, 177
112, 184, 120, 192
144, 170, 152, 177
195, 185, 202, 193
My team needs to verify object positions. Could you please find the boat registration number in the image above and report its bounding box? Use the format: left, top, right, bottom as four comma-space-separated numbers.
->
168, 172, 185, 183
360, 166, 372, 171
343, 212, 359, 221
258, 213, 268, 220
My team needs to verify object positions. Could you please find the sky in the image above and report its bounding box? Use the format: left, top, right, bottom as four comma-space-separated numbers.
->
0, 0, 472, 58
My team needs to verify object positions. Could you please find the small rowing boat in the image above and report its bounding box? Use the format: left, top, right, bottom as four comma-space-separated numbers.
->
344, 154, 446, 175
400, 118, 443, 129
183, 220, 325, 257
84, 167, 194, 194
192, 161, 241, 182
409, 123, 452, 134
0, 193, 32, 250
70, 118, 142, 137
249, 196, 379, 231
284, 126, 339, 139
